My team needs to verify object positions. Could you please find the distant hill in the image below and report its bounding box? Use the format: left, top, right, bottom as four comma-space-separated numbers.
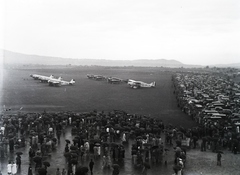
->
1, 49, 188, 67
11, 49, 240, 68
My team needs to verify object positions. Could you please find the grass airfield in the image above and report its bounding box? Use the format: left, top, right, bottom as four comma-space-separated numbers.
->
1, 65, 195, 127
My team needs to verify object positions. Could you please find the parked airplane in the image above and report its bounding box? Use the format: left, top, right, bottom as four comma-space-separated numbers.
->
48, 78, 75, 86
127, 79, 156, 89
47, 76, 63, 82
87, 74, 106, 80
107, 77, 122, 84
30, 74, 54, 81
30, 74, 41, 80
39, 75, 57, 83
87, 74, 95, 79
107, 77, 128, 84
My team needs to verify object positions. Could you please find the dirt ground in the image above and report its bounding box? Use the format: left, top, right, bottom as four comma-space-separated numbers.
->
1, 66, 196, 127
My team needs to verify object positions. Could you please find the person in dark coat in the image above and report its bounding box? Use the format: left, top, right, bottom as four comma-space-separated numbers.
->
28, 164, 33, 175
29, 146, 35, 158
67, 164, 72, 175
9, 138, 14, 152
192, 136, 198, 149
217, 153, 222, 166
89, 159, 94, 174
65, 144, 69, 153
16, 155, 21, 168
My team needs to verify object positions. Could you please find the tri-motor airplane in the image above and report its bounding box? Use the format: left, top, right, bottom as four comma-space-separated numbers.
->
39, 75, 57, 83
30, 74, 41, 80
107, 77, 128, 84
48, 78, 75, 87
87, 74, 95, 79
87, 74, 106, 80
127, 79, 156, 89
30, 74, 54, 81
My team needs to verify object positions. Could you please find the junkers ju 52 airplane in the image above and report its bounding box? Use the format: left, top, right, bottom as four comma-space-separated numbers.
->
127, 79, 156, 89
107, 77, 128, 84
39, 75, 57, 83
87, 74, 106, 80
30, 74, 54, 81
48, 78, 76, 87
30, 74, 42, 79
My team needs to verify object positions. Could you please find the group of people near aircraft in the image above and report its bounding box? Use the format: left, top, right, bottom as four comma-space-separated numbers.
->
0, 110, 186, 175
87, 74, 156, 89
30, 74, 75, 87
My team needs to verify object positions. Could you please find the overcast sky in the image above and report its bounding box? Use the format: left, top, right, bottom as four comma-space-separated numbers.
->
0, 0, 240, 65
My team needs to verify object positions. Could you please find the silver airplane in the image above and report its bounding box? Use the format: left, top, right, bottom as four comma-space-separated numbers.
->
127, 79, 156, 89
48, 78, 75, 87
30, 74, 54, 81
107, 77, 128, 84
87, 74, 106, 80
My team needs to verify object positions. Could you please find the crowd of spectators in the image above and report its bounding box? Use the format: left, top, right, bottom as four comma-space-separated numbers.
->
0, 108, 189, 175
173, 71, 240, 154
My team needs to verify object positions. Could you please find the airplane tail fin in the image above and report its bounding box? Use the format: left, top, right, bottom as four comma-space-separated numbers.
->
69, 79, 75, 85
50, 75, 54, 78
151, 81, 156, 87
58, 77, 63, 80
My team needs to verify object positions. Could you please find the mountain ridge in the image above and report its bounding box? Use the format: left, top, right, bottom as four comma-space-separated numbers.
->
1, 49, 239, 68
0, 49, 187, 67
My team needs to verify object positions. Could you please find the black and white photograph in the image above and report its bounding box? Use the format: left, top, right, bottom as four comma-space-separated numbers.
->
0, 0, 240, 175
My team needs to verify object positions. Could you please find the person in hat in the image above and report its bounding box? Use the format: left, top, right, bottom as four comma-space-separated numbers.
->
9, 138, 14, 152
16, 155, 21, 169
65, 144, 69, 153
29, 146, 35, 158
28, 164, 33, 175
61, 168, 66, 175
217, 152, 222, 166
56, 168, 61, 175
0, 142, 4, 158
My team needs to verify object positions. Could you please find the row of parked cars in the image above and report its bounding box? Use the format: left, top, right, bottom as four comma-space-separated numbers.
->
173, 70, 240, 134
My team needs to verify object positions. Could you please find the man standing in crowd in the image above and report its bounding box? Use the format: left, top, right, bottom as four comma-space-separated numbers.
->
217, 152, 222, 166
89, 159, 94, 174
16, 155, 21, 169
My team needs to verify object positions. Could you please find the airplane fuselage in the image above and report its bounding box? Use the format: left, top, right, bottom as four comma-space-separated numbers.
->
30, 74, 54, 82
